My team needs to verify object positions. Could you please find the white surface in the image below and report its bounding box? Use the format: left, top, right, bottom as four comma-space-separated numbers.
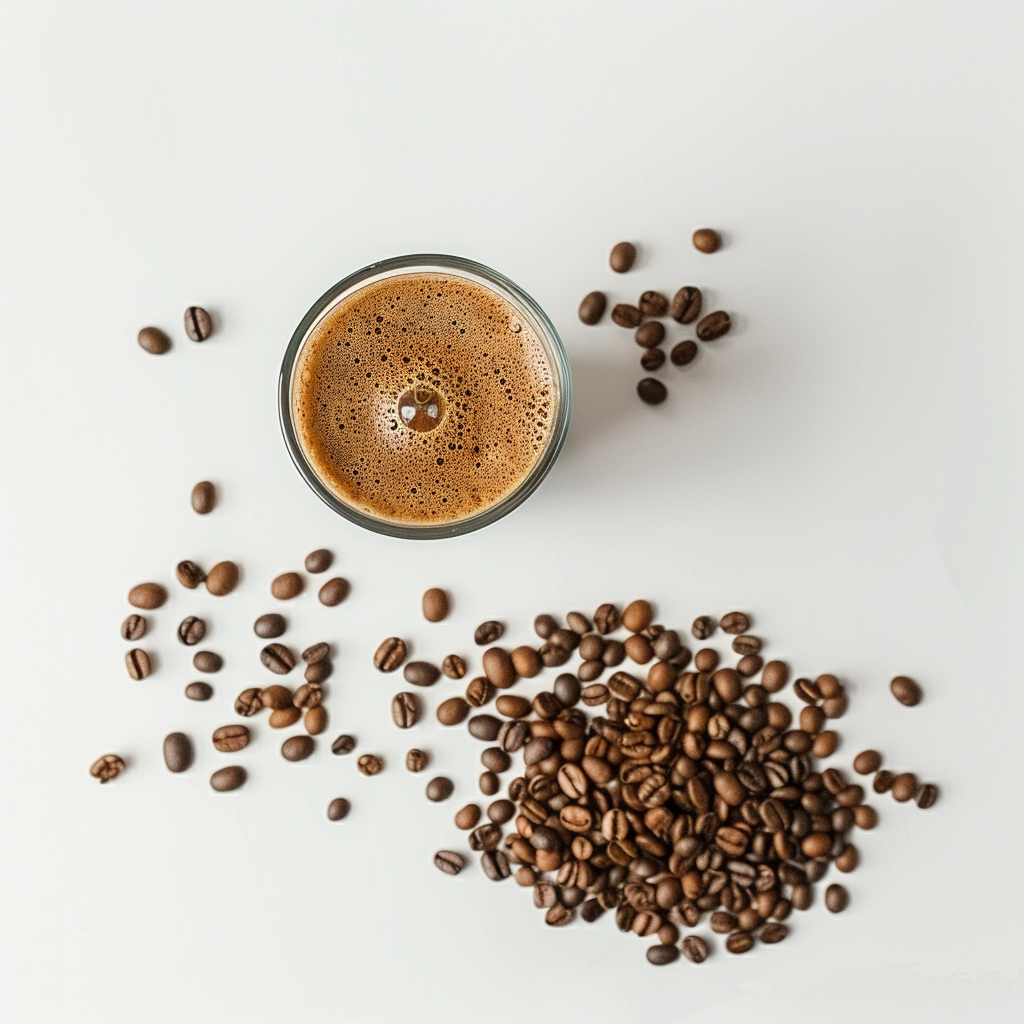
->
1, 2, 1022, 1021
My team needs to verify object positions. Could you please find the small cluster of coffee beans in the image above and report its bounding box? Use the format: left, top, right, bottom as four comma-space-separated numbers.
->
137, 305, 214, 355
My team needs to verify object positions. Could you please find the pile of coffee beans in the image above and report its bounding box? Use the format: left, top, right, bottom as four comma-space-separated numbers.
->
578, 236, 734, 405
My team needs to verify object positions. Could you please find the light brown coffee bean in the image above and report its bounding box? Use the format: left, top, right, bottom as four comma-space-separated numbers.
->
358, 754, 384, 776
853, 750, 882, 775
305, 706, 327, 735
269, 707, 301, 728
184, 306, 213, 341
234, 688, 263, 716
190, 481, 216, 514
510, 646, 542, 677
891, 772, 918, 802
318, 577, 350, 606
391, 692, 420, 728
890, 675, 922, 706
373, 637, 407, 672
206, 561, 239, 597
90, 753, 126, 783
482, 647, 517, 689
692, 615, 715, 639
455, 804, 481, 829
176, 560, 206, 590
163, 733, 193, 773
120, 614, 147, 641
622, 600, 652, 633
609, 241, 637, 272
405, 749, 427, 772
441, 654, 467, 679
212, 725, 250, 752
404, 661, 440, 687
426, 776, 454, 802
193, 650, 222, 673
128, 583, 166, 610
327, 797, 350, 821
670, 285, 703, 324
293, 683, 323, 709
422, 587, 449, 622
681, 935, 709, 963
260, 684, 293, 710
125, 649, 151, 680
465, 676, 494, 707
137, 326, 170, 355
260, 643, 296, 675
692, 228, 721, 253
185, 681, 212, 701
611, 303, 641, 328
495, 695, 532, 719
271, 572, 303, 600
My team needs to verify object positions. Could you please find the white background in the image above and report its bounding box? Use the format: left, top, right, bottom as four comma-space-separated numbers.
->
1, 2, 1022, 1022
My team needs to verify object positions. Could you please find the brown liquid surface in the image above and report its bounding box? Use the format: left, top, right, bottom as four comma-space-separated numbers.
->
292, 272, 555, 525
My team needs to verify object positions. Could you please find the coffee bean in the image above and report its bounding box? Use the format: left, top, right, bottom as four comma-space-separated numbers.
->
405, 749, 428, 772
269, 707, 301, 728
492, 695, 529, 720
404, 661, 440, 687
260, 684, 293, 710
853, 750, 882, 775
282, 735, 314, 762
692, 228, 721, 253
185, 681, 212, 701
176, 560, 206, 590
890, 675, 921, 706
177, 615, 206, 646
206, 561, 239, 597
305, 706, 327, 735
726, 932, 754, 954
668, 339, 698, 367
163, 733, 193, 773
578, 291, 607, 325
612, 304, 642, 329
824, 883, 849, 913
609, 242, 637, 272
681, 935, 709, 963
234, 688, 263, 716
478, 772, 498, 796
635, 321, 665, 348
331, 734, 356, 755
291, 683, 321, 710
468, 715, 502, 741
853, 804, 878, 829
669, 285, 703, 324
891, 772, 918, 802
90, 753, 126, 783
260, 643, 295, 675
190, 481, 216, 514
873, 769, 895, 793
465, 676, 494, 707
731, 634, 762, 656
120, 614, 147, 641
271, 572, 303, 600
374, 637, 407, 672
318, 577, 350, 606
639, 347, 666, 372
128, 582, 166, 610
646, 944, 679, 966
487, 799, 514, 824
441, 654, 466, 680
482, 647, 517, 689
184, 306, 213, 341
481, 747, 511, 772
534, 614, 558, 639
426, 776, 454, 802
422, 587, 449, 622
581, 899, 605, 923
327, 797, 350, 821
391, 692, 421, 728
125, 648, 151, 680
210, 766, 246, 792
301, 642, 330, 665
620, 600, 651, 633
719, 611, 749, 635
358, 754, 384, 776
760, 922, 788, 944
691, 615, 715, 640
212, 724, 250, 752
916, 783, 938, 808
434, 851, 465, 875
591, 604, 619, 634
304, 548, 333, 573
253, 613, 285, 639
553, 673, 581, 707
474, 620, 504, 645
191, 650, 221, 673
137, 326, 170, 354
481, 850, 511, 880
637, 377, 667, 404
455, 804, 481, 830
793, 677, 822, 704
510, 646, 542, 678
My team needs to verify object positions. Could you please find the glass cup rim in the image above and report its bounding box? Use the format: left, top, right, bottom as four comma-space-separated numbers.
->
278, 253, 572, 540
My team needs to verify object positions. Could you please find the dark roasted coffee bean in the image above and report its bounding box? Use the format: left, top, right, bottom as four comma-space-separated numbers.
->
282, 735, 314, 762
682, 935, 709, 963
498, 720, 530, 754
327, 797, 350, 821
374, 637, 407, 672
726, 932, 754, 954
437, 696, 470, 726
609, 241, 637, 272
205, 561, 239, 597
120, 614, 147, 641
318, 577, 350, 606
304, 548, 332, 573
593, 604, 620, 634
212, 724, 250, 753
331, 734, 356, 755
647, 944, 679, 966
474, 620, 504, 645
470, 823, 502, 851
405, 749, 427, 772
890, 675, 921, 706
539, 641, 571, 667
479, 771, 499, 795
720, 611, 750, 634
183, 306, 213, 341
637, 377, 667, 405
253, 613, 285, 639
696, 310, 731, 341
176, 560, 206, 590
760, 922, 788, 943
553, 673, 581, 707
534, 614, 558, 639
578, 291, 607, 325
670, 285, 703, 324
481, 747, 511, 773
916, 783, 938, 808
638, 290, 669, 317
128, 582, 167, 610
210, 766, 246, 792
635, 321, 665, 348
404, 661, 440, 687
481, 850, 511, 880
234, 688, 263, 716
163, 733, 193, 773
391, 692, 421, 728
137, 326, 170, 354
465, 676, 494, 707
732, 634, 762, 656
612, 303, 642, 328
90, 753, 126, 783
468, 714, 502, 741
190, 480, 216, 514
260, 643, 295, 674
640, 347, 665, 371
125, 648, 151, 680
422, 587, 449, 622
441, 654, 467, 679
434, 850, 465, 875
793, 677, 821, 704
359, 754, 384, 776
185, 681, 212, 701
825, 884, 849, 913
853, 750, 882, 774
581, 899, 605, 923
271, 572, 303, 600
669, 339, 698, 367
302, 642, 330, 664
426, 776, 454, 802
692, 228, 721, 253
691, 615, 715, 640
177, 615, 206, 646
873, 769, 895, 794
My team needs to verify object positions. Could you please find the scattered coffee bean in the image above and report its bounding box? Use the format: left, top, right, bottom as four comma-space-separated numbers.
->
635, 321, 665, 348
193, 650, 222, 673
455, 804, 481, 829
873, 769, 895, 794
318, 577, 350, 606
534, 614, 559, 639
692, 227, 721, 253
128, 583, 166, 610
465, 676, 494, 707
271, 572, 303, 600
761, 923, 788, 944
646, 944, 679, 966
358, 754, 384, 776
426, 776, 454, 802
293, 683, 323, 710
640, 348, 665, 371
120, 614, 147, 641
681, 935, 709, 963
510, 646, 542, 678
302, 642, 330, 664
234, 688, 263, 716
422, 587, 449, 622
609, 242, 637, 272
304, 659, 332, 684
281, 735, 314, 762
176, 560, 206, 590
481, 850, 511, 880
260, 684, 293, 710
553, 673, 581, 707
254, 613, 285, 639
668, 339, 698, 367
327, 797, 350, 821
612, 303, 642, 329
406, 749, 428, 772
621, 600, 652, 633
391, 692, 421, 728
305, 706, 327, 735
90, 753, 126, 783
853, 750, 882, 775
578, 291, 607, 325
479, 771, 499, 796
177, 615, 206, 646
916, 783, 938, 809
212, 725, 250, 753
125, 648, 151, 680
206, 561, 239, 597
691, 615, 715, 640
696, 310, 731, 341
184, 306, 213, 341
890, 675, 921, 706
331, 734, 356, 755
468, 714, 502, 741
185, 681, 212, 701
636, 378, 667, 405
260, 643, 296, 674
269, 707, 301, 728
726, 932, 754, 954
638, 290, 669, 318
442, 654, 467, 679
474, 620, 504, 645
374, 637, 407, 672
404, 661, 440, 687
825, 883, 849, 913
495, 695, 532, 719
437, 697, 470, 726
719, 611, 750, 634
304, 548, 333, 573
137, 326, 170, 355
670, 285, 703, 324
190, 481, 216, 514
434, 851, 465, 875
488, 799, 514, 824
482, 647, 517, 689
891, 772, 918, 802
162, 733, 193, 773
481, 747, 511, 773
210, 766, 246, 792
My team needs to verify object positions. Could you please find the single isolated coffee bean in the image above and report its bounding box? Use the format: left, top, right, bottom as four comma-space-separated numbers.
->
374, 637, 407, 672
391, 692, 421, 728
479, 771, 499, 796
254, 613, 286, 639
358, 754, 384, 776
318, 577, 350, 606
441, 654, 466, 679
696, 310, 731, 341
638, 290, 669, 318
185, 681, 212, 701
90, 754, 126, 783
422, 587, 449, 622
193, 650, 222, 673
234, 688, 263, 716
405, 749, 428, 772
692, 228, 721, 253
609, 241, 637, 273
481, 747, 511, 772
670, 285, 703, 324
640, 348, 665, 371
176, 560, 206, 590
670, 339, 698, 366
212, 724, 250, 753
890, 675, 922, 706
681, 935, 709, 963
125, 649, 151, 680
611, 303, 642, 329
120, 614, 147, 641
137, 326, 170, 355
327, 797, 350, 821
474, 620, 504, 645
426, 776, 454, 802
331, 734, 356, 756
635, 321, 665, 348
404, 661, 440, 687
637, 378, 667, 405
190, 481, 216, 514
434, 851, 465, 876
825, 884, 849, 913
128, 582, 166, 610
437, 697, 470, 726
210, 766, 246, 792
271, 572, 303, 600
260, 643, 296, 674
853, 750, 882, 775
206, 561, 239, 597
732, 634, 762, 655
304, 548, 333, 573
916, 783, 939, 809
622, 599, 653, 632
578, 291, 607, 325
281, 735, 314, 762
183, 306, 213, 341
177, 616, 206, 646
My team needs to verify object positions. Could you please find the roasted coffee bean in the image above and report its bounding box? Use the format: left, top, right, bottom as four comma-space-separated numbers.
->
612, 304, 642, 329
303, 661, 330, 687
495, 695, 532, 719
206, 561, 239, 597
726, 932, 754, 954
760, 922, 788, 944
669, 339, 698, 367
853, 750, 882, 775
125, 648, 151, 680
162, 733, 193, 773
254, 613, 286, 639
578, 634, 605, 661
578, 659, 604, 681
873, 769, 895, 794
437, 696, 470, 726
549, 628, 580, 652
474, 620, 504, 645
812, 731, 839, 757
210, 766, 246, 792
260, 684, 292, 710
434, 851, 465, 875
318, 577, 350, 606
691, 615, 715, 640
426, 776, 454, 802
90, 753, 126, 783
405, 749, 427, 772
564, 611, 590, 634
854, 804, 878, 829
609, 241, 637, 272
479, 771, 499, 795
482, 647, 517, 689
271, 572, 303, 600
916, 783, 938, 808
212, 724, 250, 753
692, 228, 721, 253
538, 641, 570, 667
670, 285, 703, 324
580, 899, 605, 923
331, 734, 356, 756
174, 616, 205, 646
304, 548, 333, 573
481, 747, 510, 773
625, 635, 653, 664
635, 321, 665, 348
498, 720, 530, 752
695, 648, 720, 673
534, 614, 559, 639
637, 377, 667, 405
890, 675, 921, 706
465, 676, 494, 707
510, 646, 541, 679
422, 587, 449, 622
358, 754, 384, 775
719, 611, 749, 635
553, 673, 581, 707
281, 736, 314, 762
622, 600, 652, 633
578, 291, 607, 325
120, 614, 147, 641
327, 797, 350, 821
682, 935, 709, 963
441, 654, 467, 679
487, 799, 514, 824
825, 883, 849, 913
760, 660, 788, 693
390, 690, 420, 729
259, 643, 295, 674
183, 305, 213, 341
593, 603, 620, 634
891, 772, 918, 802
190, 480, 216, 514
128, 582, 166, 610
468, 715, 502, 741
404, 661, 440, 687
270, 707, 301, 728
374, 637, 407, 672
481, 850, 511, 880
737, 654, 763, 677
185, 681, 212, 701
696, 310, 731, 341
176, 560, 206, 590
234, 688, 263, 716
647, 944, 679, 966
793, 677, 821, 704
638, 290, 669, 318
731, 634, 762, 656
137, 326, 170, 354
301, 642, 330, 665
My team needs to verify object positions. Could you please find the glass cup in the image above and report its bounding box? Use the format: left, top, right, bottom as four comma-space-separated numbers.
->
279, 254, 572, 539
